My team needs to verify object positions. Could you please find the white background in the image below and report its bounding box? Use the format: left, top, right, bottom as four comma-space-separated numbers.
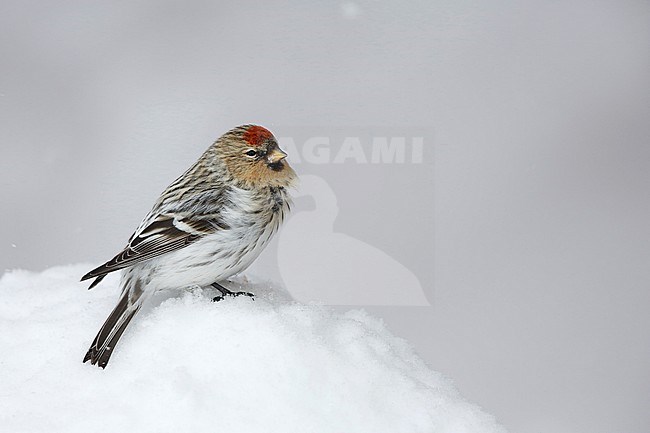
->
1, 1, 649, 432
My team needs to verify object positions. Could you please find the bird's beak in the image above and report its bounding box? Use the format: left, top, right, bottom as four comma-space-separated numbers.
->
267, 148, 288, 164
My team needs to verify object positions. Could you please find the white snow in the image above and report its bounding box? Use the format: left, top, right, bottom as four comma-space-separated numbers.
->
0, 265, 506, 433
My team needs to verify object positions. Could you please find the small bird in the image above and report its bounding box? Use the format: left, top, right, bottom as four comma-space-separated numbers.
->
81, 125, 297, 368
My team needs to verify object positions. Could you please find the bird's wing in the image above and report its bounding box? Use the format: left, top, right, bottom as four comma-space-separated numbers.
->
81, 214, 227, 285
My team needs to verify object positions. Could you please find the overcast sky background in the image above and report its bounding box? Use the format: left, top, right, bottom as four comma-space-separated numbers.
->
1, 1, 649, 432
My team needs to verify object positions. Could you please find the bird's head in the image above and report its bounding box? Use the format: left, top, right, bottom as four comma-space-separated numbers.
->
216, 125, 297, 189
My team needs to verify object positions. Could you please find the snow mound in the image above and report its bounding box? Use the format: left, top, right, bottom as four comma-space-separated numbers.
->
0, 265, 505, 433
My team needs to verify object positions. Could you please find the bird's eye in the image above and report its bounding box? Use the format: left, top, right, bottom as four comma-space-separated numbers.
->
245, 149, 257, 157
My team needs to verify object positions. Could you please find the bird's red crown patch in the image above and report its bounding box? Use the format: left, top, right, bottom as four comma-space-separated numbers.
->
243, 125, 274, 147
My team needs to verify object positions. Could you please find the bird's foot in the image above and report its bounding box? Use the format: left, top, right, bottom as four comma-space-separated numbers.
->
211, 282, 254, 302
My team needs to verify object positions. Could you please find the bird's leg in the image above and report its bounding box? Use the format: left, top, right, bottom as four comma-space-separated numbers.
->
211, 282, 254, 302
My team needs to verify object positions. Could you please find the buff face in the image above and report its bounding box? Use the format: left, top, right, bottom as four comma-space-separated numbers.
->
218, 125, 297, 189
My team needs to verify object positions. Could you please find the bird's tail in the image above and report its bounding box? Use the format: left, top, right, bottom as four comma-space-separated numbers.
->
83, 290, 142, 368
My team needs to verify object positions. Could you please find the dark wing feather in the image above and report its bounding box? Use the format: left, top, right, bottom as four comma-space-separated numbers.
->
81, 214, 223, 284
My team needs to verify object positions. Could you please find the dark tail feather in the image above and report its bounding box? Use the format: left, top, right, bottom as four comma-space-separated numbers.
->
83, 291, 141, 368
86, 275, 106, 290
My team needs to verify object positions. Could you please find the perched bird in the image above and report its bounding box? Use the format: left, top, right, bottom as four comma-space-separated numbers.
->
81, 125, 297, 368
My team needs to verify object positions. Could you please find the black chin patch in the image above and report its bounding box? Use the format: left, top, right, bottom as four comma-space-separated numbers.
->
268, 161, 284, 171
